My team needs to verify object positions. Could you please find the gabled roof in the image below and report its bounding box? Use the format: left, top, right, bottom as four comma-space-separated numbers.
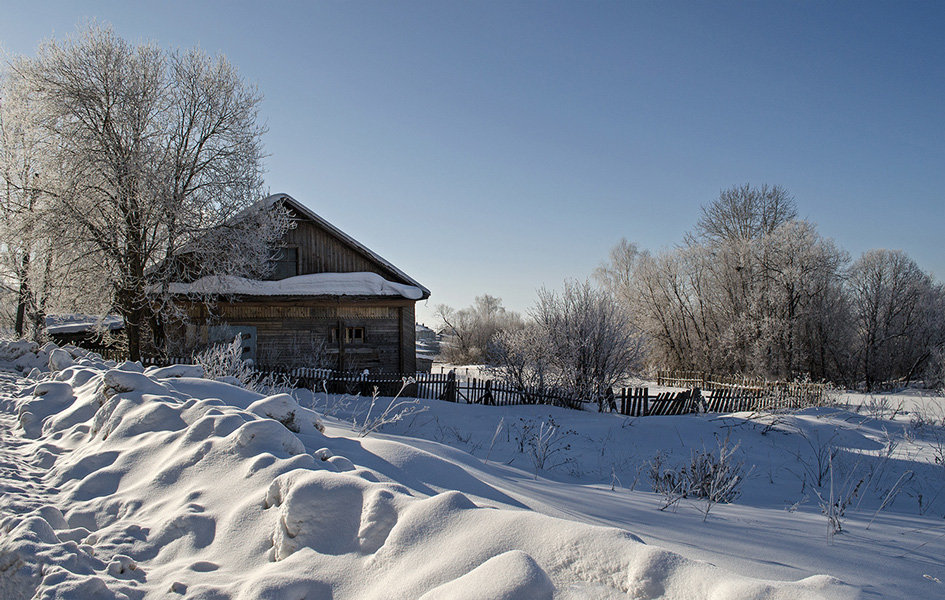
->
266, 193, 431, 299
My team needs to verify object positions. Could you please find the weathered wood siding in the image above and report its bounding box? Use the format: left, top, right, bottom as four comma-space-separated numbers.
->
400, 303, 416, 372
281, 218, 410, 285
175, 297, 415, 372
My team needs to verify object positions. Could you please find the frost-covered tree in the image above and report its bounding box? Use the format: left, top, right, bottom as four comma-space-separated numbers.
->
629, 247, 715, 372
490, 322, 555, 401
5, 24, 289, 358
746, 220, 848, 378
435, 295, 524, 364
534, 280, 644, 408
602, 186, 856, 381
0, 64, 91, 338
593, 237, 640, 306
693, 183, 797, 244
491, 280, 644, 409
0, 68, 46, 337
847, 249, 945, 389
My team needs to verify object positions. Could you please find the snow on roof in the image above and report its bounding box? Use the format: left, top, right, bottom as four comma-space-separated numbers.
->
45, 314, 124, 334
167, 272, 425, 300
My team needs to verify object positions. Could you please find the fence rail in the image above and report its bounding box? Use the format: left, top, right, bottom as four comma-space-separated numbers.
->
656, 370, 830, 407
134, 357, 829, 416
242, 369, 811, 416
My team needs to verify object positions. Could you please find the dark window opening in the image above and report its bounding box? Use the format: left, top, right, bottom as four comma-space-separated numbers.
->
269, 247, 298, 280
331, 327, 366, 344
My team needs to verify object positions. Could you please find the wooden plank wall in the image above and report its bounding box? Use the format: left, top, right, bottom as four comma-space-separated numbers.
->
177, 298, 414, 373
399, 304, 416, 373
284, 219, 408, 284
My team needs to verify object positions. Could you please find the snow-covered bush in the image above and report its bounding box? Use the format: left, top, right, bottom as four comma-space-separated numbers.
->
491, 281, 644, 410
512, 417, 575, 477
435, 295, 524, 365
194, 336, 295, 395
354, 379, 426, 437
647, 436, 747, 520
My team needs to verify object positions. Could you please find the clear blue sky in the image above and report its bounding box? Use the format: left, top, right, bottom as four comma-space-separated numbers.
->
3, 1, 943, 325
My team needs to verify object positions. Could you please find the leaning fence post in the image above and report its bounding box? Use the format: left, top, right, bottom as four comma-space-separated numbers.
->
438, 369, 457, 403
605, 387, 617, 412
693, 387, 705, 413
481, 379, 494, 406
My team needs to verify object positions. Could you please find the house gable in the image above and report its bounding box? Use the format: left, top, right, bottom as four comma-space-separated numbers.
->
271, 194, 430, 299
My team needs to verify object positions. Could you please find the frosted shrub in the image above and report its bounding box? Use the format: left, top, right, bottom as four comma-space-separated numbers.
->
910, 404, 945, 434
812, 454, 865, 540
195, 336, 295, 395
196, 336, 252, 380
647, 436, 747, 520
354, 379, 426, 437
858, 396, 904, 420
793, 429, 840, 490
648, 451, 686, 511
513, 417, 575, 478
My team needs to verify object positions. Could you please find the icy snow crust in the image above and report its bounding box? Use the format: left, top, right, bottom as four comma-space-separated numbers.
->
164, 271, 425, 299
0, 346, 855, 599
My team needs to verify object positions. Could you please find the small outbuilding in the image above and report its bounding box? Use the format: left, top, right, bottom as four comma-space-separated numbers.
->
164, 193, 430, 373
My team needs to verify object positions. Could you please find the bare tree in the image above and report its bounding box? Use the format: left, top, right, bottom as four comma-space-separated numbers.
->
532, 280, 645, 409
694, 183, 798, 244
593, 237, 640, 305
597, 184, 943, 388
490, 322, 555, 401
752, 220, 848, 379
1, 64, 46, 337
491, 281, 644, 409
7, 24, 288, 358
0, 65, 96, 337
435, 294, 524, 364
602, 187, 859, 382
847, 249, 945, 389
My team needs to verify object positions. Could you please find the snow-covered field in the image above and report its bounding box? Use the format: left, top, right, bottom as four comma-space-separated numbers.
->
2, 342, 943, 599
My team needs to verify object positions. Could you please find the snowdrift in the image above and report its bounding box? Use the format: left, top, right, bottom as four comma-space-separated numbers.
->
0, 343, 856, 599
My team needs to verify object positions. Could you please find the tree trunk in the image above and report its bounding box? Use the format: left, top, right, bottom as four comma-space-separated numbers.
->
14, 253, 31, 337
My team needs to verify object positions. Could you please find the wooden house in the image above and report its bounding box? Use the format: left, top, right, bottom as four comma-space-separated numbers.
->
164, 193, 430, 373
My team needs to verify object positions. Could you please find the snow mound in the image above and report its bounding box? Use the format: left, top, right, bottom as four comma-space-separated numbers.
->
144, 363, 205, 379
247, 393, 324, 435
0, 356, 858, 600
0, 340, 39, 362
418, 550, 554, 600
48, 349, 75, 371
0, 339, 117, 374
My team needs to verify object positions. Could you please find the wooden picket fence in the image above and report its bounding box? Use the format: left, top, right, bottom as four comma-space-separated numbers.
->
135, 357, 824, 415
283, 370, 581, 409
614, 388, 699, 417
656, 370, 830, 408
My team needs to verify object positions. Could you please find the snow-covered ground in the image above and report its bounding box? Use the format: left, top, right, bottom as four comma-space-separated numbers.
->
1, 342, 942, 599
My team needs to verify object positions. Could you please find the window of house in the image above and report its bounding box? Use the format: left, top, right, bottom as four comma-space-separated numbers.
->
269, 247, 298, 280
331, 326, 366, 344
